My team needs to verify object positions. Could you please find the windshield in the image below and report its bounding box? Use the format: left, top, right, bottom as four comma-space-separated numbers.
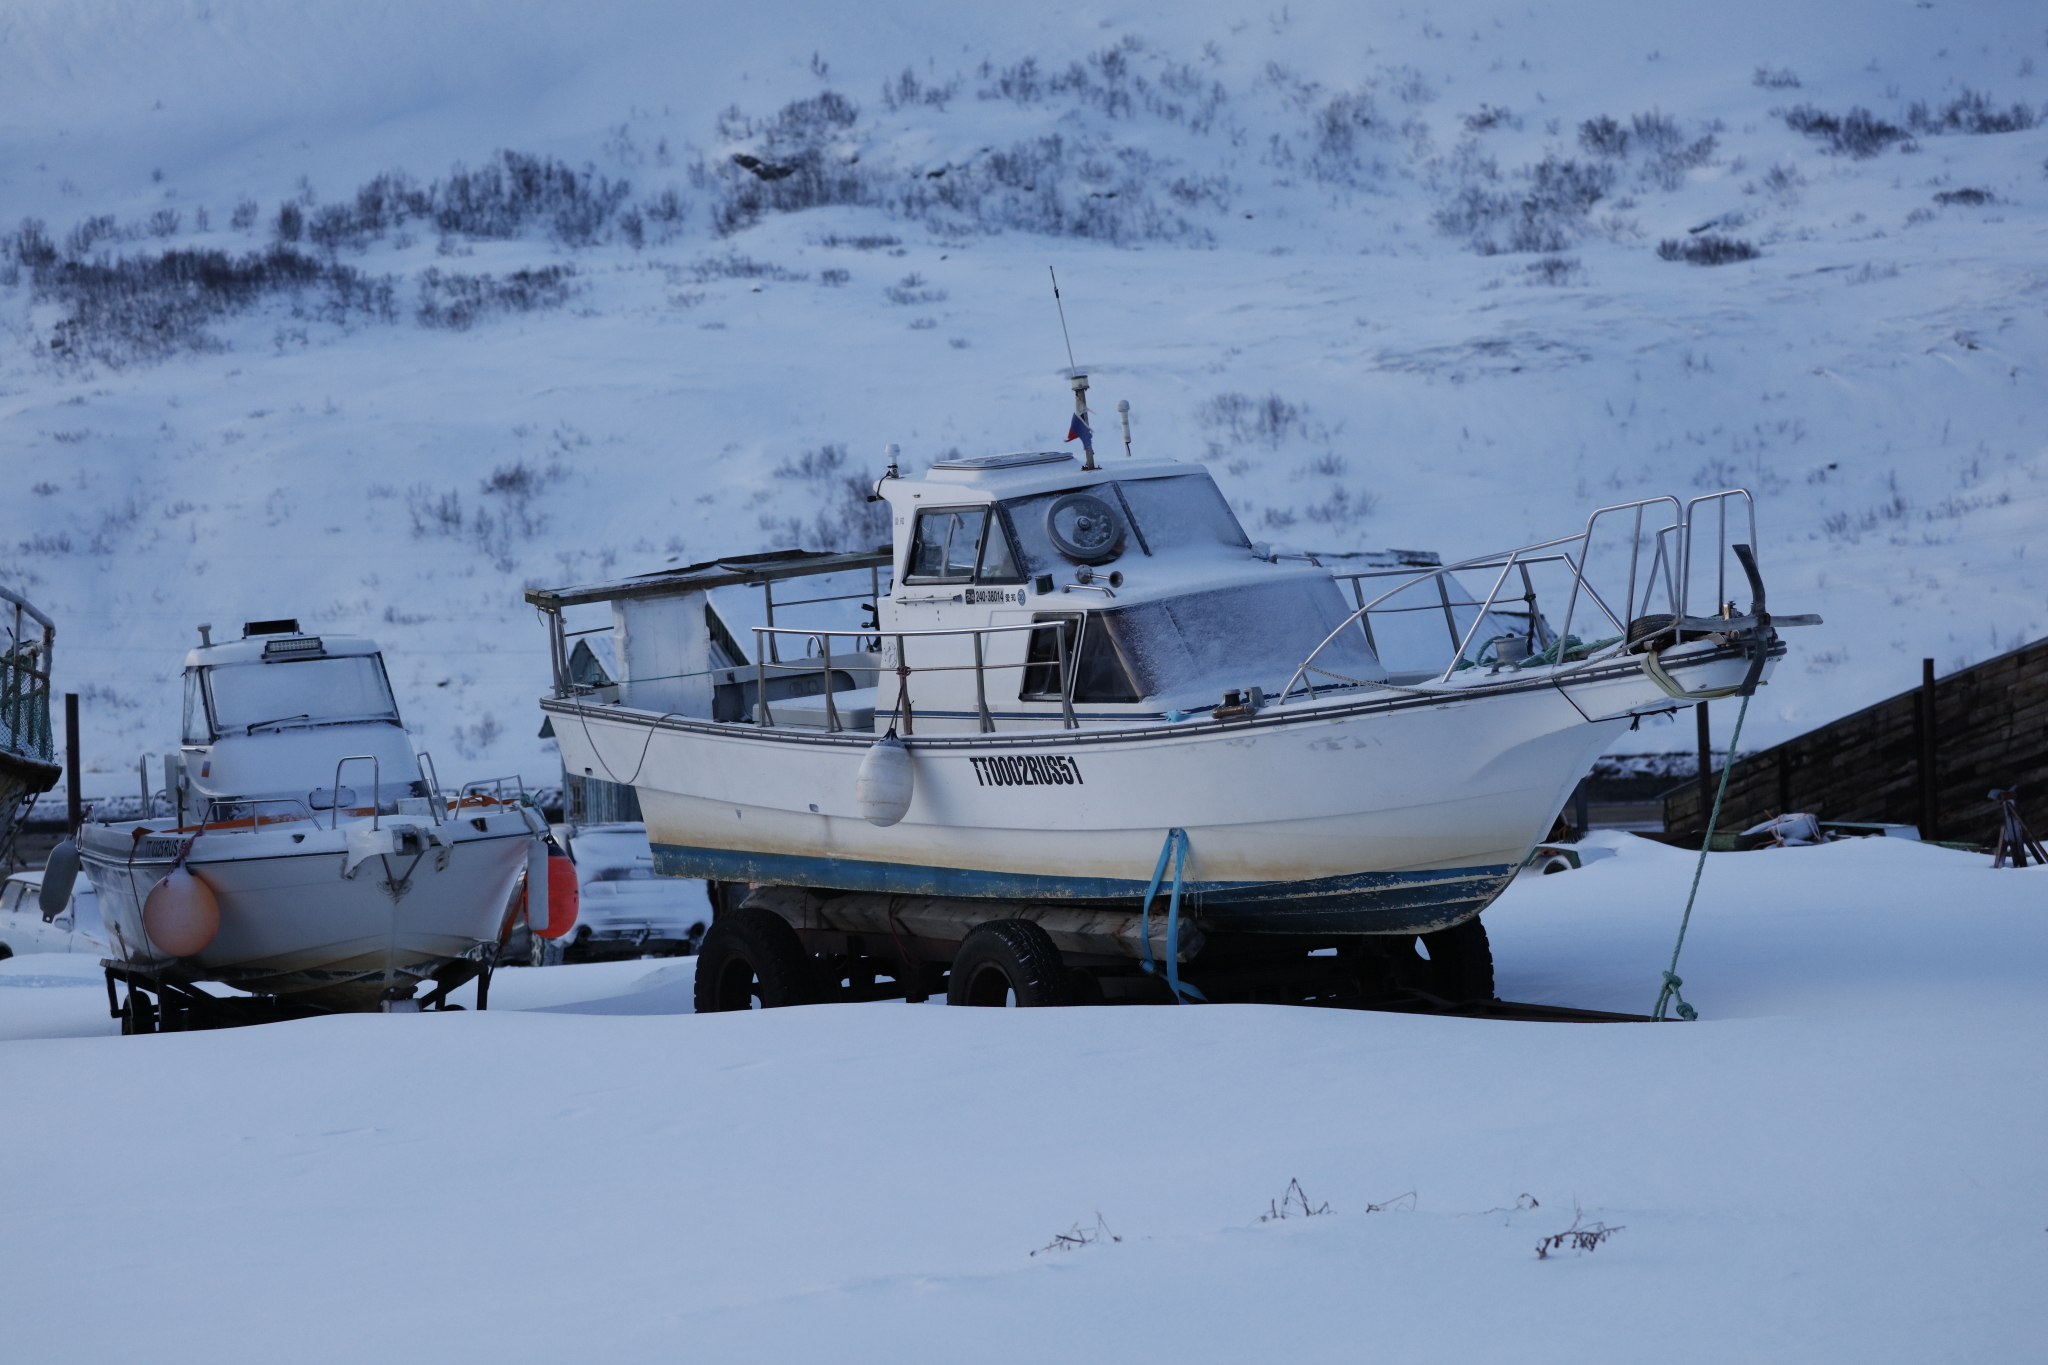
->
1093, 578, 1382, 699
203, 656, 400, 735
1001, 473, 1249, 572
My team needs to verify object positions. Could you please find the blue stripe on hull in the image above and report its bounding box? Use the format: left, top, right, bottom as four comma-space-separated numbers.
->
652, 843, 1515, 936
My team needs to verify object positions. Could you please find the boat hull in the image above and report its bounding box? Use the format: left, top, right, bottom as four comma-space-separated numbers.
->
549, 643, 1768, 935
81, 810, 534, 1010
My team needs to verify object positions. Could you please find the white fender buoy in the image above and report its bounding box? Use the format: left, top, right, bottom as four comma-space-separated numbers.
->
855, 730, 914, 827
143, 864, 220, 958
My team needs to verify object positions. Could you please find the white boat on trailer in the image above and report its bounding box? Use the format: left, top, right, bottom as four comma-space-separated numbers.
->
63, 620, 544, 1030
532, 382, 1816, 1010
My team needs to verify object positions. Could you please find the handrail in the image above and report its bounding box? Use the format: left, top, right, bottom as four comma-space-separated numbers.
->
1281, 491, 1751, 703
199, 797, 314, 832
748, 619, 1083, 734
330, 755, 381, 831
0, 586, 55, 635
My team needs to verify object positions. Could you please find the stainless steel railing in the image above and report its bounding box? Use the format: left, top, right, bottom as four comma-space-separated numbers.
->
748, 619, 1083, 735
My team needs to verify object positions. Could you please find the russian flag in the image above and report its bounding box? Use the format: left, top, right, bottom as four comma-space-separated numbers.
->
1066, 412, 1093, 446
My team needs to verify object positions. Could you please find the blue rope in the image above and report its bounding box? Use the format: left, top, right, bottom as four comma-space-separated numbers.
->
1138, 828, 1206, 1004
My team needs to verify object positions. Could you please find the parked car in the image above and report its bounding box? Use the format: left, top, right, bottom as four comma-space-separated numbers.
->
515, 822, 710, 966
0, 870, 109, 958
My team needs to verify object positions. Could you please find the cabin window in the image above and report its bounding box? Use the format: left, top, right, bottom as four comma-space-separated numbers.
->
1000, 473, 1250, 572
182, 670, 210, 743
1116, 474, 1251, 552
1093, 578, 1380, 698
907, 508, 985, 582
1019, 614, 1142, 704
203, 656, 401, 736
906, 507, 1021, 584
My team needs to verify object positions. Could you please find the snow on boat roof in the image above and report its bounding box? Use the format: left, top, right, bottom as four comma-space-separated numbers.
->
183, 634, 382, 668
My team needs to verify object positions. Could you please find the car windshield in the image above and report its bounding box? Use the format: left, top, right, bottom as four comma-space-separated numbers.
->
204, 656, 400, 735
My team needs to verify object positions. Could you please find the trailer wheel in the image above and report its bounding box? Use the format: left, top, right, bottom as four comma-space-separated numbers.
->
694, 908, 818, 1011
1418, 917, 1495, 1003
947, 920, 1072, 1008
120, 987, 157, 1035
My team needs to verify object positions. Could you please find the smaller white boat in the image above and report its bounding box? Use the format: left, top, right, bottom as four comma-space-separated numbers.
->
66, 620, 541, 1023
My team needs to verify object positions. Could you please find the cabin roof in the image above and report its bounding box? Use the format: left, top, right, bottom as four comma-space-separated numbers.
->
526, 547, 892, 610
184, 633, 382, 667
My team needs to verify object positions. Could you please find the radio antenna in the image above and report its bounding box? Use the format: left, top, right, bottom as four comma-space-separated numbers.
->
1049, 267, 1078, 376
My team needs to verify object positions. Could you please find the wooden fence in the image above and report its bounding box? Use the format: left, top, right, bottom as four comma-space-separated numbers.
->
1663, 637, 2048, 843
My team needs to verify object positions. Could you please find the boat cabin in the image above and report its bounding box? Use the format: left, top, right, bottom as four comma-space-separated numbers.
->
527, 454, 1450, 737
178, 620, 424, 817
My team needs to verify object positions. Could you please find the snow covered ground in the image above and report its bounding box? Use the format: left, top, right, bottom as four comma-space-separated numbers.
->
4, 0, 2046, 791
2, 834, 2042, 1361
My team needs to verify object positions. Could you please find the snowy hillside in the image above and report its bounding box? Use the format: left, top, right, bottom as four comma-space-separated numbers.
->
4, 0, 2045, 787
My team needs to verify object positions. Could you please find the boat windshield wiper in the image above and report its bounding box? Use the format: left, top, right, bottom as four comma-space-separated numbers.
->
245, 713, 311, 735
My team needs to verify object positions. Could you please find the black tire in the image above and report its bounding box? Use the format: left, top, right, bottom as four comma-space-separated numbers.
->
0, 942, 12, 961
693, 907, 818, 1012
120, 988, 157, 1035
947, 920, 1072, 1007
1418, 916, 1495, 1003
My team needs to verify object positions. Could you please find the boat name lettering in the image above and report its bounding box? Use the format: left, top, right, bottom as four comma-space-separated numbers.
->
966, 588, 1027, 606
970, 755, 1083, 788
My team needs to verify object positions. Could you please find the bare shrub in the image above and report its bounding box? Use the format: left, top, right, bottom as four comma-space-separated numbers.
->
1657, 235, 1759, 265
689, 252, 807, 283
1030, 1213, 1120, 1256
881, 67, 962, 112
433, 152, 630, 245
1527, 255, 1582, 285
1578, 116, 1630, 158
760, 474, 889, 553
1780, 104, 1908, 157
1463, 104, 1517, 132
1304, 486, 1378, 526
415, 265, 576, 329
1933, 187, 1991, 206
1200, 391, 1309, 448
1434, 155, 1614, 254
1907, 89, 2036, 136
1753, 66, 1801, 89
1535, 1204, 1623, 1259
1258, 1179, 1331, 1221
883, 272, 947, 305
24, 245, 397, 365
819, 267, 850, 286
775, 444, 849, 480
229, 199, 259, 231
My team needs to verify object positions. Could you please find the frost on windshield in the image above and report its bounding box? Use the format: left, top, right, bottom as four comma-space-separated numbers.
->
1001, 473, 1248, 571
204, 657, 400, 734
1116, 473, 1250, 553
1099, 578, 1382, 699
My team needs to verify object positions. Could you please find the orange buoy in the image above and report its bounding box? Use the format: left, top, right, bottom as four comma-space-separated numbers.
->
536, 846, 580, 939
143, 864, 220, 957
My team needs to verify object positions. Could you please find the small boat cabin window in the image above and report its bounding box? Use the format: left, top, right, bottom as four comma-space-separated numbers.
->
182, 670, 210, 744
1002, 473, 1250, 571
202, 656, 401, 737
1019, 613, 1142, 704
906, 506, 1023, 584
